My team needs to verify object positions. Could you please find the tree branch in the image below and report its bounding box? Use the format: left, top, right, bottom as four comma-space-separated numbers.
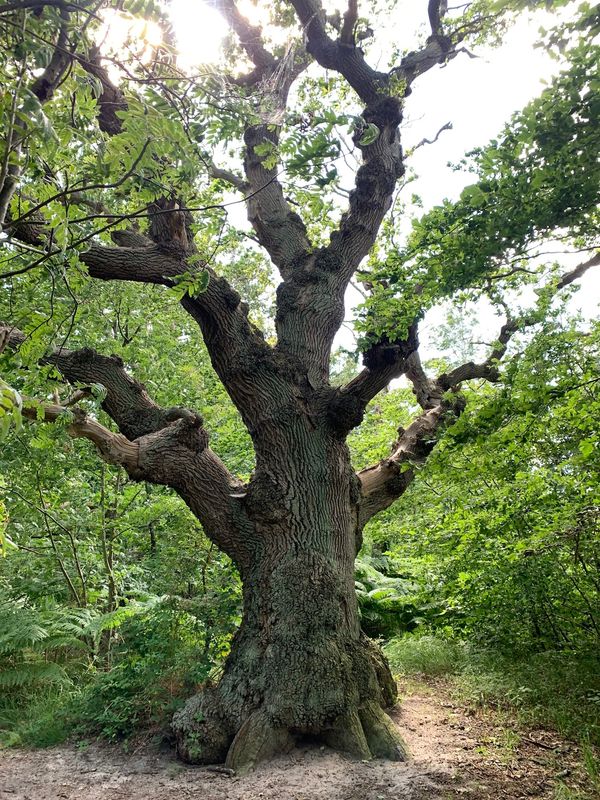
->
557, 251, 600, 289
404, 349, 444, 409
209, 162, 248, 192
243, 121, 312, 276
427, 0, 448, 37
413, 120, 452, 151
357, 403, 446, 526
0, 7, 72, 228
271, 0, 456, 383
190, 2, 313, 276
21, 400, 253, 564
22, 400, 141, 472
289, 0, 388, 104
212, 0, 276, 73
340, 0, 358, 45
74, 243, 284, 432
327, 324, 419, 435
4, 326, 255, 565
2, 322, 193, 439
78, 46, 128, 135
356, 252, 600, 522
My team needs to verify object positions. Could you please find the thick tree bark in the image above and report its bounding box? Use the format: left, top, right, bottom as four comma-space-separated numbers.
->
172, 424, 406, 770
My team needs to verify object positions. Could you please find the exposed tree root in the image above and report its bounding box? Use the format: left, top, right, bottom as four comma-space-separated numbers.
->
225, 711, 294, 773
362, 634, 398, 708
172, 566, 407, 772
172, 636, 408, 772
323, 708, 372, 760
359, 700, 408, 760
172, 688, 231, 765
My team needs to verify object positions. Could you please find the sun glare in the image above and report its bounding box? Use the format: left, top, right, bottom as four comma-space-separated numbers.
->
168, 0, 229, 68
97, 9, 163, 75
168, 0, 293, 70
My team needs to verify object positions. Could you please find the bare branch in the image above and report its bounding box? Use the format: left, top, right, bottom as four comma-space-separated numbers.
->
413, 121, 452, 151
428, 0, 448, 36
200, 2, 313, 274
211, 0, 276, 74
404, 350, 444, 409
289, 0, 388, 104
20, 399, 253, 564
4, 326, 255, 565
209, 163, 248, 192
80, 243, 181, 287
78, 46, 128, 135
340, 0, 358, 45
73, 244, 283, 431
329, 324, 420, 432
22, 401, 141, 472
557, 252, 600, 289
357, 404, 446, 526
243, 122, 311, 276
2, 323, 188, 439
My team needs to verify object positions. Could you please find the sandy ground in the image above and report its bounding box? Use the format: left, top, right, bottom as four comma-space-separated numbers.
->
0, 680, 593, 800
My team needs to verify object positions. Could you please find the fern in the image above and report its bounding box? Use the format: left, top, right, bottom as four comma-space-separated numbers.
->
0, 594, 91, 692
355, 556, 426, 638
0, 662, 68, 688
0, 623, 49, 653
82, 596, 163, 641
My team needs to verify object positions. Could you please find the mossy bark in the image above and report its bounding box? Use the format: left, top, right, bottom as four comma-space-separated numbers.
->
172, 429, 407, 771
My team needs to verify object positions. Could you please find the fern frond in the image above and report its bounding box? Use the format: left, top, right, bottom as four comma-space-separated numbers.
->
0, 662, 68, 688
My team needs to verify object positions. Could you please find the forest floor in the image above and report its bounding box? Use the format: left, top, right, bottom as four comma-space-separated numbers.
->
0, 678, 595, 800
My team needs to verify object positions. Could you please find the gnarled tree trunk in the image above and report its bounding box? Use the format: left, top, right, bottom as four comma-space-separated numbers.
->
172, 426, 406, 770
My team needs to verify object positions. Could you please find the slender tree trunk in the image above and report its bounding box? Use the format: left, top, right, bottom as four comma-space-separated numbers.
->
172, 424, 406, 770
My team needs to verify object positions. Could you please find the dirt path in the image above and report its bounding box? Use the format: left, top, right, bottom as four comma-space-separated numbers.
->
0, 680, 592, 800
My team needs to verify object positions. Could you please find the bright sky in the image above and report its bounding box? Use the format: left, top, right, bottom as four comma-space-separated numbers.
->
163, 1, 598, 359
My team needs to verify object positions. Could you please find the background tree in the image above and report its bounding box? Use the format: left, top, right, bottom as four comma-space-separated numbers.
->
0, 0, 598, 771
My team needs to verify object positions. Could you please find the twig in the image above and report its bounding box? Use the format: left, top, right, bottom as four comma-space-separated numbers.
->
414, 121, 453, 151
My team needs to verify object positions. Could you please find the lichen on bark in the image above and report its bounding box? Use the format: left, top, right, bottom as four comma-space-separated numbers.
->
172, 543, 407, 771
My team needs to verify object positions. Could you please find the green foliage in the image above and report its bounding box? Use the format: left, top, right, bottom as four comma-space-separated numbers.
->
0, 587, 241, 745
0, 594, 88, 747
0, 378, 21, 443
360, 35, 600, 340
75, 596, 239, 739
348, 387, 415, 471
0, 0, 597, 759
0, 596, 86, 690
168, 269, 210, 301
0, 686, 75, 749
358, 313, 600, 658
0, 499, 14, 556
355, 555, 426, 638
385, 633, 469, 677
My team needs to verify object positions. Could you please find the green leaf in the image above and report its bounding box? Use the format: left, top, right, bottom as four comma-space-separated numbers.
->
358, 123, 380, 146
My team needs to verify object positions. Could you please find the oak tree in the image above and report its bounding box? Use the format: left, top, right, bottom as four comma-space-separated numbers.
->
1, 0, 598, 770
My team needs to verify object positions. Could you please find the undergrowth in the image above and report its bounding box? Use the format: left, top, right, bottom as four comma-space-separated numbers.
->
385, 633, 600, 746
0, 593, 238, 748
